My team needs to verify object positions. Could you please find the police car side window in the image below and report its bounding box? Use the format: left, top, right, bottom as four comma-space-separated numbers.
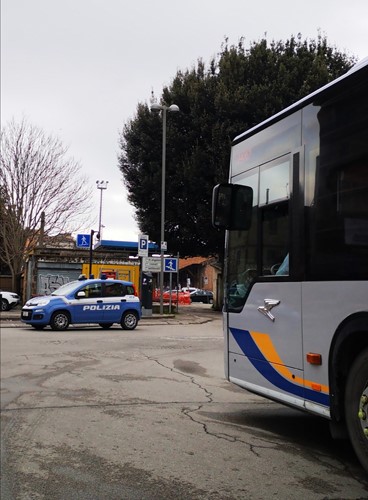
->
104, 283, 126, 297
80, 284, 102, 298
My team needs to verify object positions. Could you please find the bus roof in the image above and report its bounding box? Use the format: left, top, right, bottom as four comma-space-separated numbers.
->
233, 57, 368, 145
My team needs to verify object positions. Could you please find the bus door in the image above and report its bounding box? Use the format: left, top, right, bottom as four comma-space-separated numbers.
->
229, 280, 305, 405
228, 155, 306, 406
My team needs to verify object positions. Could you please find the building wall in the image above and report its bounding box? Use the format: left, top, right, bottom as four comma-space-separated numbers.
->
23, 247, 141, 301
36, 262, 82, 295
81, 263, 140, 292
0, 275, 13, 291
178, 257, 223, 308
179, 258, 217, 291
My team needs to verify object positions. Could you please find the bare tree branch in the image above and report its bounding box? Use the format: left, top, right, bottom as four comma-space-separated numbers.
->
0, 118, 94, 289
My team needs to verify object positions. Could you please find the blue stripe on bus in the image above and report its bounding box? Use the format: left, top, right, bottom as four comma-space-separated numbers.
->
230, 327, 330, 406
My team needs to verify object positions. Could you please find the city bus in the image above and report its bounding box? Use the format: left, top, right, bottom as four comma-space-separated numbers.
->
212, 58, 368, 472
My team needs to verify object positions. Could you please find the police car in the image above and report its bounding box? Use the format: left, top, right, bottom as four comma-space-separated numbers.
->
21, 278, 141, 331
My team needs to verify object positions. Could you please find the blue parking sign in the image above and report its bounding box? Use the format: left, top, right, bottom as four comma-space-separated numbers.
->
138, 234, 149, 256
76, 234, 90, 248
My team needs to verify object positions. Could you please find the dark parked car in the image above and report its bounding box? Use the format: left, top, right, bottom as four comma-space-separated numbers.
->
190, 289, 214, 304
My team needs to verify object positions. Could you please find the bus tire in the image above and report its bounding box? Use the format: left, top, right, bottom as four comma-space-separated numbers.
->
50, 311, 70, 331
344, 346, 368, 473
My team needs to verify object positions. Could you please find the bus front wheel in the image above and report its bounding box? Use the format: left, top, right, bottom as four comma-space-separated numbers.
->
344, 347, 368, 473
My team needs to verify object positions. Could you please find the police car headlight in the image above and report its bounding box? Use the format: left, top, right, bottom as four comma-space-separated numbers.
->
27, 298, 50, 307
36, 298, 50, 306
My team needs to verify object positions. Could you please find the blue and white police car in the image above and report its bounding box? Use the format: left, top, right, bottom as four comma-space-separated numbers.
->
21, 278, 141, 331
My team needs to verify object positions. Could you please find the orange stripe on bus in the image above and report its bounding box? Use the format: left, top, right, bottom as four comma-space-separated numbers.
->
251, 331, 329, 394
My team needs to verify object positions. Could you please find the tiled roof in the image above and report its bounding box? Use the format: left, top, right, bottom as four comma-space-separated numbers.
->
179, 257, 210, 270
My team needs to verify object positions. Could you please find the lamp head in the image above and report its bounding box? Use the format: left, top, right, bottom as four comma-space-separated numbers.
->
150, 103, 179, 113
150, 103, 163, 112
168, 104, 179, 113
96, 180, 109, 189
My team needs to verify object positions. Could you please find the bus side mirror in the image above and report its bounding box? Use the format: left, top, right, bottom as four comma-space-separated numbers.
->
212, 183, 253, 230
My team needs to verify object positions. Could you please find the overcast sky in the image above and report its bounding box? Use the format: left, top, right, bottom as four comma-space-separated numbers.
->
1, 0, 367, 243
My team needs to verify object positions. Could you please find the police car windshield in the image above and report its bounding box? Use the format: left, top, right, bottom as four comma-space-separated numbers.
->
51, 281, 80, 296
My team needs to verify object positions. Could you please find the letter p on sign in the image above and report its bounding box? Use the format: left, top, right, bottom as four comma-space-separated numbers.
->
138, 234, 149, 256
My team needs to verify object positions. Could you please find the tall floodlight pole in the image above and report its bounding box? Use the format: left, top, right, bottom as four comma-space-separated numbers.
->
150, 103, 179, 314
96, 180, 109, 239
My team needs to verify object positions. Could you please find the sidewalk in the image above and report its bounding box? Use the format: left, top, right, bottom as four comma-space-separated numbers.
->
0, 304, 221, 327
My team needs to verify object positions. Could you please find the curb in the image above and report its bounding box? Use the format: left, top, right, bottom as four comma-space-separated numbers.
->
0, 309, 220, 328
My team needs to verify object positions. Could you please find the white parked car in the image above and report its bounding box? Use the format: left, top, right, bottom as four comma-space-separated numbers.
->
181, 287, 198, 294
1, 290, 21, 311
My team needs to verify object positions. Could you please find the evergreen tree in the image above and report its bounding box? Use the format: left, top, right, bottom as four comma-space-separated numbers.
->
118, 35, 355, 257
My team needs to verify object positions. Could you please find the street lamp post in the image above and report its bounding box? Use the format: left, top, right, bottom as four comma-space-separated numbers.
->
150, 102, 179, 314
96, 180, 109, 239
88, 229, 99, 278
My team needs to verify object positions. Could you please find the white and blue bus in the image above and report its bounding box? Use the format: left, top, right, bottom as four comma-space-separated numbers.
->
212, 58, 368, 472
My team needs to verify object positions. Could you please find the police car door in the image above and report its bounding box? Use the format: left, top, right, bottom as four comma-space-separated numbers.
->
72, 282, 104, 323
101, 281, 128, 322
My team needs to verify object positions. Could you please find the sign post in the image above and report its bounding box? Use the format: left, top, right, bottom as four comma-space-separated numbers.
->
88, 229, 99, 278
163, 258, 178, 314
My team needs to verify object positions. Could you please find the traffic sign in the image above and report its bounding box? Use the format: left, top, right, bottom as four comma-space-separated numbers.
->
76, 234, 91, 248
138, 234, 149, 257
164, 258, 178, 273
142, 257, 161, 272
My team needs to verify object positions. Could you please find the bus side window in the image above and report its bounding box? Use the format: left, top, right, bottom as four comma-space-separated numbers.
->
260, 201, 289, 276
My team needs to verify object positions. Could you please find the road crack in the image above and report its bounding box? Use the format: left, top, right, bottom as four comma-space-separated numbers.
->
143, 354, 262, 457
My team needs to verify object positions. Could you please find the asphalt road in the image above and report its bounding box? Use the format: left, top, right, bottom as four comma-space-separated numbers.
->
1, 305, 368, 499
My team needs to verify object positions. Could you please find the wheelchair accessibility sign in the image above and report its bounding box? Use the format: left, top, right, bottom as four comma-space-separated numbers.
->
164, 258, 178, 273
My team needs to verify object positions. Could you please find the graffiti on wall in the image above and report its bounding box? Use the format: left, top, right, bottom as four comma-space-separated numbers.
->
39, 274, 70, 295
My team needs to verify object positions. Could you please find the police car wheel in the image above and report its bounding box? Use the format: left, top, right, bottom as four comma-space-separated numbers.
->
121, 311, 138, 330
50, 311, 70, 331
99, 323, 113, 329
